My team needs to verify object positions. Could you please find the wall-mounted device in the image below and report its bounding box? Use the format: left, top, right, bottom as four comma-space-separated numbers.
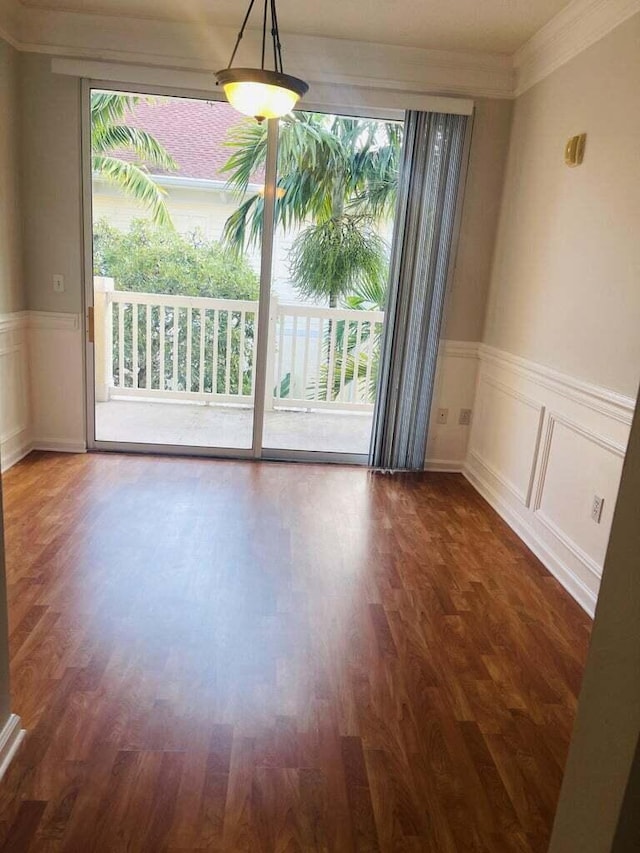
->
565, 133, 586, 167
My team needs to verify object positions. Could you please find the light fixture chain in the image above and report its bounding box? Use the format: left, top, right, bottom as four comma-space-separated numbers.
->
270, 0, 284, 74
270, 0, 278, 73
227, 0, 258, 68
216, 0, 308, 121
261, 0, 268, 71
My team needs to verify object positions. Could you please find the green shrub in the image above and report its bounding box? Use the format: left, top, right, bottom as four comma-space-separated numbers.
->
93, 218, 259, 299
93, 220, 260, 396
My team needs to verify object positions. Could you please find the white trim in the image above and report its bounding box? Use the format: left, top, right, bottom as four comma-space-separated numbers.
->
514, 0, 640, 95
31, 439, 87, 453
439, 340, 480, 360
28, 311, 80, 331
479, 374, 545, 507
0, 311, 29, 333
533, 411, 627, 513
1, 431, 32, 473
0, 715, 25, 783
53, 58, 224, 94
463, 463, 597, 617
535, 509, 603, 582
465, 343, 633, 616
529, 411, 628, 583
468, 448, 527, 508
478, 344, 636, 425
424, 458, 465, 472
52, 58, 479, 112
0, 312, 31, 473
7, 0, 639, 100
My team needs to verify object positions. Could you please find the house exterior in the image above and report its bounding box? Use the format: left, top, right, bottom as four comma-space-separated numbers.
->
93, 97, 302, 303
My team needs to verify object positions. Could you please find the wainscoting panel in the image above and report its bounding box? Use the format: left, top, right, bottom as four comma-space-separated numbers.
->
533, 413, 625, 577
465, 344, 635, 615
425, 340, 478, 471
468, 375, 544, 506
29, 312, 86, 454
0, 313, 31, 471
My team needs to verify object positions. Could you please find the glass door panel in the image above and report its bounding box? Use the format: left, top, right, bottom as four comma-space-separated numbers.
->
90, 90, 264, 451
261, 110, 404, 456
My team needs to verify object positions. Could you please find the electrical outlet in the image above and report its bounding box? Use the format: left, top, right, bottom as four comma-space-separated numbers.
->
437, 408, 448, 425
53, 274, 65, 293
459, 408, 472, 426
591, 495, 604, 524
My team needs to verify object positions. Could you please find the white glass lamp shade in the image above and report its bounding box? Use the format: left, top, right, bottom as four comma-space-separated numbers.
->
216, 68, 308, 121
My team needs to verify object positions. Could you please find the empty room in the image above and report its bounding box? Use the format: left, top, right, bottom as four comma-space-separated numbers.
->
0, 0, 638, 851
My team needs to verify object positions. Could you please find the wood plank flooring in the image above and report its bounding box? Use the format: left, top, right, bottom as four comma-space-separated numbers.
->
0, 452, 591, 852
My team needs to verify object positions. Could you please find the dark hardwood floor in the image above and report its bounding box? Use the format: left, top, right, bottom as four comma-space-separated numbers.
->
0, 451, 591, 852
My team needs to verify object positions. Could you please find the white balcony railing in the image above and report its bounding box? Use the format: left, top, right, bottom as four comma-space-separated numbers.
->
94, 278, 384, 412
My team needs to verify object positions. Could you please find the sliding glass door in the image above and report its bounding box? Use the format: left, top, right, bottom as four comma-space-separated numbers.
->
261, 112, 403, 456
85, 85, 403, 461
89, 90, 264, 452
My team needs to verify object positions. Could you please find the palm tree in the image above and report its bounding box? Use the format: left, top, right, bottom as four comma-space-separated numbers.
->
91, 92, 176, 228
221, 112, 402, 306
314, 275, 388, 404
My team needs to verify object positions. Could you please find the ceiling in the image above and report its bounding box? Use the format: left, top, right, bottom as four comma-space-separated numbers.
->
19, 0, 573, 54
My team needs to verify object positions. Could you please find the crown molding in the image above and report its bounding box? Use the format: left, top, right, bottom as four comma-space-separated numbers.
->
11, 5, 515, 99
5, 0, 640, 100
514, 0, 640, 95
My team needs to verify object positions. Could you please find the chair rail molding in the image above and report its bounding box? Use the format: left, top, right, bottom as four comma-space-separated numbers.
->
465, 344, 634, 617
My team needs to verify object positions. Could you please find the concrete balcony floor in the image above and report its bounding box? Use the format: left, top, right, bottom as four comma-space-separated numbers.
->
95, 398, 373, 455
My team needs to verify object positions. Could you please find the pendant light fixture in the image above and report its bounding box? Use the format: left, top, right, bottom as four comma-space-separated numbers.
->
216, 0, 309, 122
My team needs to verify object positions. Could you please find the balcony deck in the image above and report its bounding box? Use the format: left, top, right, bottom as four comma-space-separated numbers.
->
95, 398, 373, 454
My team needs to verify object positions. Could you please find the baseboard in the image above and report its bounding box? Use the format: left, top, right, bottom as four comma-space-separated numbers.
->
424, 458, 465, 472
1, 429, 32, 472
0, 714, 25, 782
2, 437, 87, 470
31, 440, 87, 454
463, 463, 597, 617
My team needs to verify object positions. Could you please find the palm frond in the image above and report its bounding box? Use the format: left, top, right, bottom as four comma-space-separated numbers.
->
90, 91, 175, 228
91, 92, 137, 131
220, 120, 268, 194
92, 124, 176, 172
222, 194, 265, 254
288, 214, 387, 304
92, 155, 172, 228
344, 276, 387, 311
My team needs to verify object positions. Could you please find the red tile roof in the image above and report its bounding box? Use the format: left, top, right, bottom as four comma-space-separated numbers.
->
121, 97, 263, 183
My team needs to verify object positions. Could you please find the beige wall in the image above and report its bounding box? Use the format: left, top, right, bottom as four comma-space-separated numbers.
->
443, 98, 512, 341
0, 38, 25, 314
20, 53, 83, 315
484, 13, 640, 396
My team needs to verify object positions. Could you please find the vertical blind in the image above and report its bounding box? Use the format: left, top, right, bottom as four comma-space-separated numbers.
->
369, 110, 469, 471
